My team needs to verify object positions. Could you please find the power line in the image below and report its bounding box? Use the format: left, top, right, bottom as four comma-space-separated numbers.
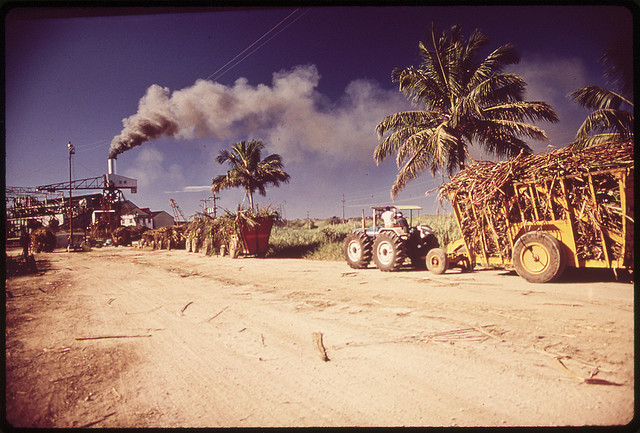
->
212, 10, 310, 81
206, 9, 309, 82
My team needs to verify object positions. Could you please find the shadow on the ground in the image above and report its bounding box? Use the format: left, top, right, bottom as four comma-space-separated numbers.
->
5, 254, 52, 277
495, 267, 632, 284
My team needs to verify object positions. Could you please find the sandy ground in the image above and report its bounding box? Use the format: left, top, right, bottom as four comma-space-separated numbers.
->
4, 246, 635, 428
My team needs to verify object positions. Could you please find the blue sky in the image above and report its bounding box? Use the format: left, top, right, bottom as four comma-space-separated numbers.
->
4, 4, 633, 219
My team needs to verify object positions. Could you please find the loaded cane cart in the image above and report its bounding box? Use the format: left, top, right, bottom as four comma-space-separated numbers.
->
426, 140, 634, 283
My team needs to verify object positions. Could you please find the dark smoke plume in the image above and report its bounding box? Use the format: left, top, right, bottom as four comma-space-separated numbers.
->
108, 65, 409, 161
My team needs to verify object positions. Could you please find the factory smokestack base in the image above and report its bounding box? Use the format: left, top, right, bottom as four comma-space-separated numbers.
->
108, 158, 117, 175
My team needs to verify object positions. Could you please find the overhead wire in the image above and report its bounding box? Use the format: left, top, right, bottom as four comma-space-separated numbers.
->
209, 9, 310, 81
206, 8, 308, 82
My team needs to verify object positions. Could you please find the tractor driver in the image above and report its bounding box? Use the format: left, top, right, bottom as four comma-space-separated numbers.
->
380, 206, 396, 227
381, 207, 395, 227
396, 211, 409, 232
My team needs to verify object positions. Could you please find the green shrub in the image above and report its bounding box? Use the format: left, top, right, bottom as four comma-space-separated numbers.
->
266, 215, 459, 261
413, 214, 461, 247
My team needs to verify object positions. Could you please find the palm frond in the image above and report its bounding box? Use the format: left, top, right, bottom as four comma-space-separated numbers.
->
396, 127, 436, 166
391, 125, 458, 197
467, 44, 520, 91
468, 74, 526, 105
574, 108, 634, 139
374, 125, 426, 164
571, 133, 627, 150
376, 110, 441, 138
479, 118, 549, 141
569, 85, 633, 110
392, 66, 446, 110
483, 101, 559, 123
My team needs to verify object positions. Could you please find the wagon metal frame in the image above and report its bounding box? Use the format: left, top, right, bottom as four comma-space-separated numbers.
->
438, 166, 633, 282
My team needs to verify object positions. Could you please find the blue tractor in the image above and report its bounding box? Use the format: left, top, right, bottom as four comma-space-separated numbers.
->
344, 205, 439, 271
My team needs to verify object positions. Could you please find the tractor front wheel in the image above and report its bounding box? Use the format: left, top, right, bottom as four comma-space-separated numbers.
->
344, 232, 373, 269
512, 231, 565, 283
373, 232, 406, 272
426, 248, 448, 274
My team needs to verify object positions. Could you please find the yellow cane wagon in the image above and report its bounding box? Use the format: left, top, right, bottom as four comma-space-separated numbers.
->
426, 140, 634, 283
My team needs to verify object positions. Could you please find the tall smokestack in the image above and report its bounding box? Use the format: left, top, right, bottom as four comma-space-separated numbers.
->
108, 158, 116, 175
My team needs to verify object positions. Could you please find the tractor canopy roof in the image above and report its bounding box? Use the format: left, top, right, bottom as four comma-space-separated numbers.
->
371, 205, 422, 211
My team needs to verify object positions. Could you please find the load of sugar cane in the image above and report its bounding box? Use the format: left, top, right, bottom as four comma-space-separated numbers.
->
111, 225, 148, 246
141, 225, 186, 250
29, 227, 56, 253
184, 206, 278, 256
438, 140, 633, 262
184, 213, 238, 255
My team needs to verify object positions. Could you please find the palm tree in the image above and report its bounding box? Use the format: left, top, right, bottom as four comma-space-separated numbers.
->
569, 33, 633, 149
211, 139, 290, 211
374, 24, 558, 198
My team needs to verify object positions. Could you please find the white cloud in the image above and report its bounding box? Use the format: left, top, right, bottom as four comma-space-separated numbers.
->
507, 56, 591, 149
123, 147, 185, 189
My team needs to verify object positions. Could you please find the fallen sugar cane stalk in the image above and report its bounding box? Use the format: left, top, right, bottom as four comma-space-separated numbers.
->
312, 332, 330, 361
180, 301, 194, 315
474, 325, 505, 342
79, 411, 116, 428
339, 325, 501, 347
207, 306, 229, 322
555, 357, 622, 386
125, 306, 161, 315
76, 334, 153, 341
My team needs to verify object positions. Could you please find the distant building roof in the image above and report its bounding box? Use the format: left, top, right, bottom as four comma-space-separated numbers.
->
151, 210, 171, 217
119, 200, 151, 216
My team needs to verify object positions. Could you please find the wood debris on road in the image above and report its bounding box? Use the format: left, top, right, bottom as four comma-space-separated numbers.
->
312, 331, 330, 362
75, 334, 153, 341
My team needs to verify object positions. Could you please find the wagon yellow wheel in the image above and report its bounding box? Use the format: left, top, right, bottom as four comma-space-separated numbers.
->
512, 231, 565, 283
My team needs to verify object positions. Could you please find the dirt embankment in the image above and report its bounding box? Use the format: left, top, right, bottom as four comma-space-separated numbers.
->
4, 247, 634, 428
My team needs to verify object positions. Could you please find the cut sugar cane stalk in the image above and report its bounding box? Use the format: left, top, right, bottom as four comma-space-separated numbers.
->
312, 332, 330, 362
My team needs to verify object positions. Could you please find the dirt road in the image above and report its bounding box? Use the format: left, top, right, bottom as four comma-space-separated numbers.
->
5, 247, 634, 427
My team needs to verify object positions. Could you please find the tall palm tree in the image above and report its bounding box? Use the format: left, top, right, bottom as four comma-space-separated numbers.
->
211, 139, 290, 211
569, 33, 633, 149
374, 24, 558, 198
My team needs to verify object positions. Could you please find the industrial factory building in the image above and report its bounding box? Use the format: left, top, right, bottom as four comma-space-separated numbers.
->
7, 193, 174, 235
5, 157, 174, 244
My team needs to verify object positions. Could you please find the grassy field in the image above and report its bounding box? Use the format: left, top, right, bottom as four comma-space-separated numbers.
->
266, 214, 461, 261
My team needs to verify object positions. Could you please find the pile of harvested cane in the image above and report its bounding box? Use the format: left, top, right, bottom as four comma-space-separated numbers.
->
141, 225, 186, 250
30, 227, 56, 253
184, 213, 239, 255
439, 140, 633, 261
111, 225, 148, 246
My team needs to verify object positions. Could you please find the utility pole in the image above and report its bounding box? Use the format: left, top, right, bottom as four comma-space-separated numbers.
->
211, 194, 218, 217
201, 195, 218, 217
67, 141, 75, 250
307, 211, 310, 229
341, 194, 345, 223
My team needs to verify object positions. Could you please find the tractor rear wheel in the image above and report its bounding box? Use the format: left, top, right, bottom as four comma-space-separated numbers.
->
512, 231, 565, 283
344, 232, 373, 269
373, 231, 406, 272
